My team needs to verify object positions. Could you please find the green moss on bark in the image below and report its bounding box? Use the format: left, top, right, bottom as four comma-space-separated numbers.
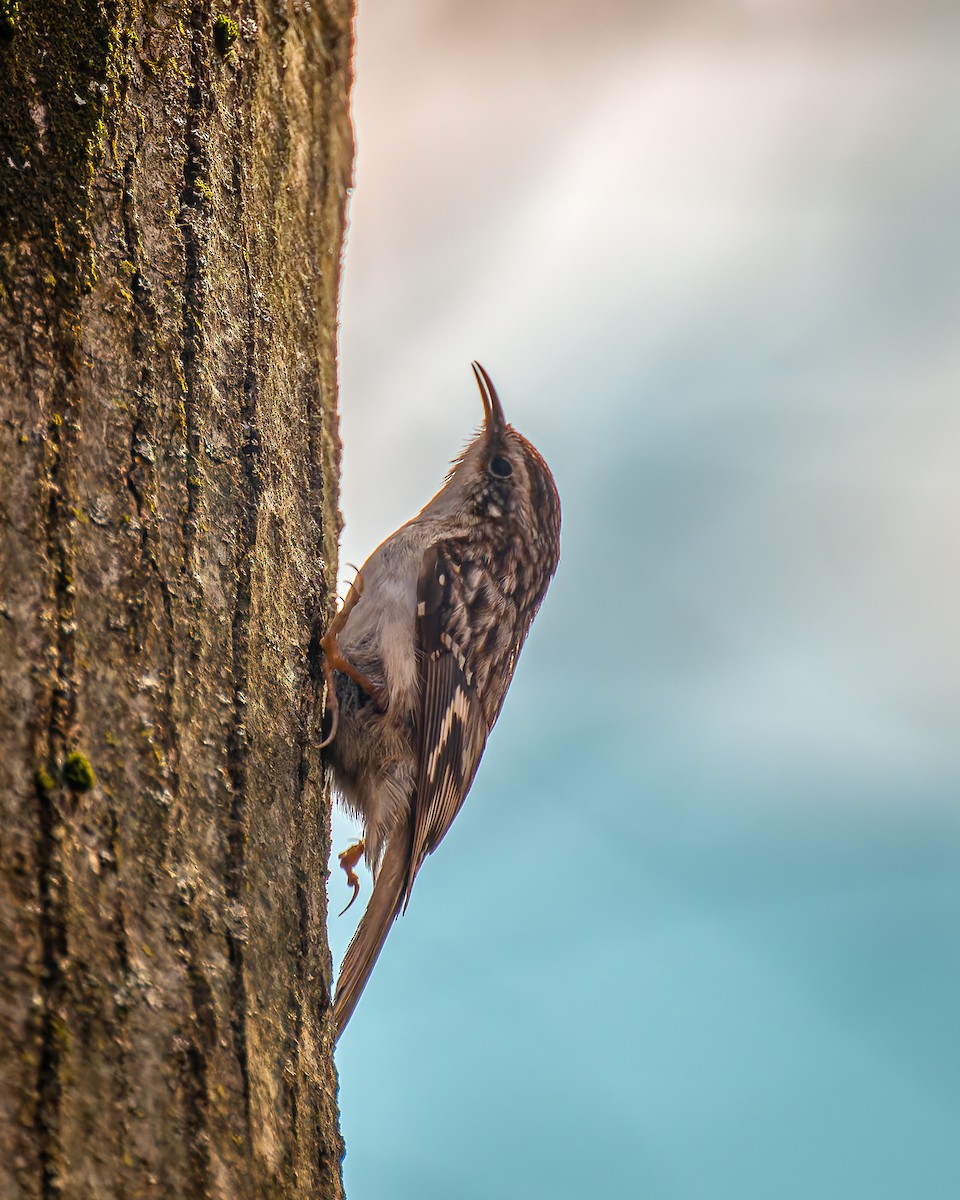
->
0, 0, 132, 297
0, 0, 19, 40
64, 751, 96, 792
35, 765, 56, 793
213, 14, 238, 56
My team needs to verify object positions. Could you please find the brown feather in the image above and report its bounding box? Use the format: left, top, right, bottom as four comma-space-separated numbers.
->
406, 544, 489, 907
333, 817, 412, 1038
327, 364, 561, 1039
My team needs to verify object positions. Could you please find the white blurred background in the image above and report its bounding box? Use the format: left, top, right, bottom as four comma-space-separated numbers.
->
330, 4, 960, 1197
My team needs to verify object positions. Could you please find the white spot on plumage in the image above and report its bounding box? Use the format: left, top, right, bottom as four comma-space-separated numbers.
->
425, 687, 471, 782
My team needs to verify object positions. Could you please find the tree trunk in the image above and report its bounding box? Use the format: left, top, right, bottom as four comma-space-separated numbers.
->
0, 1, 352, 1196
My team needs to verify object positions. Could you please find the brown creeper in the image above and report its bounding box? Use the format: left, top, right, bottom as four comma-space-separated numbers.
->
321, 362, 561, 1038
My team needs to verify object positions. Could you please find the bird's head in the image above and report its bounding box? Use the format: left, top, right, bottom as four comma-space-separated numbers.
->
429, 363, 561, 563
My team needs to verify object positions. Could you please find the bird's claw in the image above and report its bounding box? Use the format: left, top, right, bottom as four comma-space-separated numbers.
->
337, 839, 366, 915
318, 570, 386, 749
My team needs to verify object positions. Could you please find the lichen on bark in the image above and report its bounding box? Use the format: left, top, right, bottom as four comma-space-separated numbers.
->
0, 0, 127, 295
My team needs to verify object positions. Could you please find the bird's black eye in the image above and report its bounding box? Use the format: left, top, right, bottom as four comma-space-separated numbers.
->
489, 454, 513, 479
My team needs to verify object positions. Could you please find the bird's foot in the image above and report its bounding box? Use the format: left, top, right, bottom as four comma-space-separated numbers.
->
337, 839, 366, 915
317, 571, 387, 748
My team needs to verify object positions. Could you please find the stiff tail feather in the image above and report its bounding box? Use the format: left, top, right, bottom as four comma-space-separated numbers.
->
333, 823, 411, 1039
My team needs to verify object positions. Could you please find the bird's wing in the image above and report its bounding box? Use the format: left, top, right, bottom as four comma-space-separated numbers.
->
404, 540, 497, 908
335, 538, 525, 1037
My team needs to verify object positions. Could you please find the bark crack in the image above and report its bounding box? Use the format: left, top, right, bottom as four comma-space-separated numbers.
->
34, 774, 67, 1200
104, 801, 134, 1192
176, 896, 215, 1200
34, 293, 84, 1200
220, 94, 264, 1143
177, 6, 213, 574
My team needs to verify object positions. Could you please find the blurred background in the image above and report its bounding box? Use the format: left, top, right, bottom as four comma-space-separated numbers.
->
329, 2, 960, 1196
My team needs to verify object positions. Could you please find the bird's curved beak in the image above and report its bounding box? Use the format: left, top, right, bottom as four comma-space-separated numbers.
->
471, 361, 507, 439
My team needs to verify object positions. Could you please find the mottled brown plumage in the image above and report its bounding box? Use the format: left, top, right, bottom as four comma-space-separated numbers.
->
322, 363, 560, 1038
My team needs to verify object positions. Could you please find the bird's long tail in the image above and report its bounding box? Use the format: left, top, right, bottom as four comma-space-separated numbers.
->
333, 821, 411, 1039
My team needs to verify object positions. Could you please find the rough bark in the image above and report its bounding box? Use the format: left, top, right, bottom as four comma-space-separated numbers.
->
0, 1, 352, 1196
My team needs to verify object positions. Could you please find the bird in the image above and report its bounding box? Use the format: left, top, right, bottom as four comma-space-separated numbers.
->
320, 362, 561, 1039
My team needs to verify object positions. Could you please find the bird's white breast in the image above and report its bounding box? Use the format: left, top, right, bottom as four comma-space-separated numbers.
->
340, 519, 434, 714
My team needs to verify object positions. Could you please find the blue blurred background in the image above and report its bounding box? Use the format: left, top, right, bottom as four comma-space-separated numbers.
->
329, 3, 960, 1196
